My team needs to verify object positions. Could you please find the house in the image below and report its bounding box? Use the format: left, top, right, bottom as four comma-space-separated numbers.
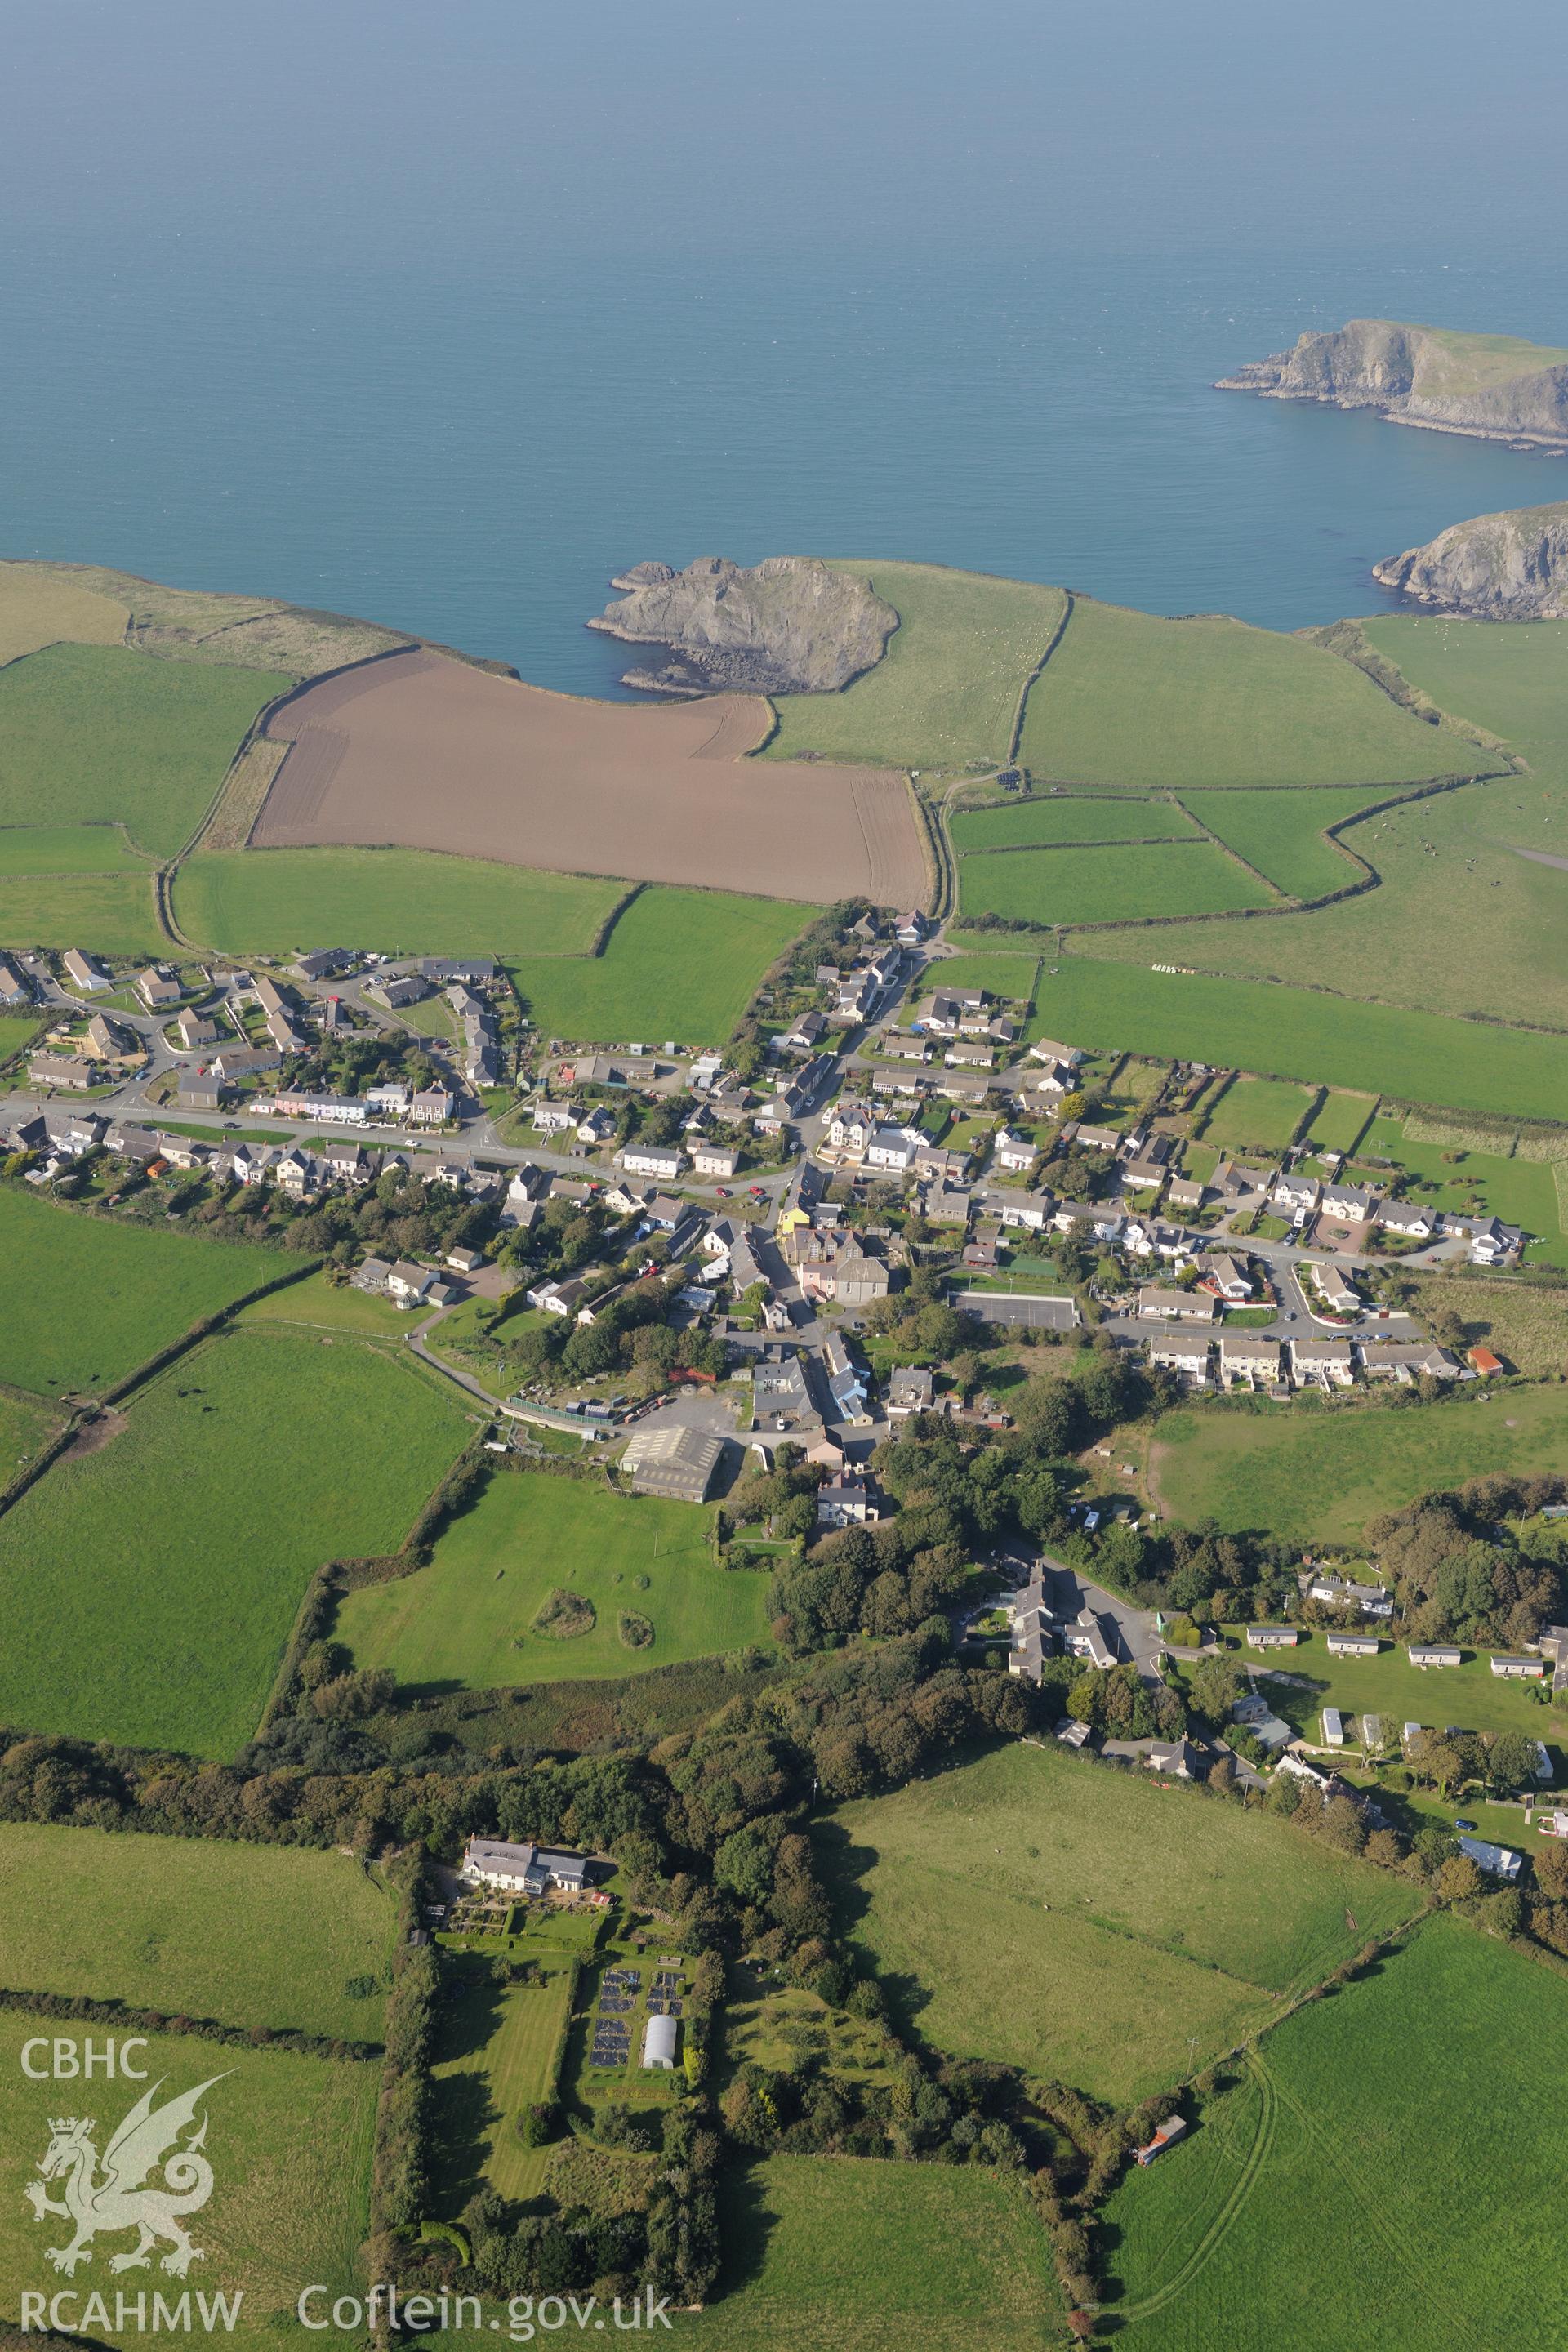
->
894, 910, 929, 947
1273, 1171, 1321, 1217
1121, 1150, 1171, 1194
827, 1100, 875, 1155
1072, 1123, 1122, 1156
533, 1100, 577, 1134
833, 1242, 892, 1307
367, 973, 430, 1010
209, 1044, 282, 1081
178, 1081, 224, 1113
1326, 1631, 1381, 1658
1458, 1834, 1521, 1882
642, 2014, 679, 2071
822, 1330, 873, 1425
913, 1143, 969, 1185
1465, 1217, 1524, 1267
751, 1349, 822, 1436
621, 1423, 725, 1504
62, 950, 112, 993
993, 1128, 1036, 1173
877, 1029, 931, 1063
175, 1010, 219, 1050
692, 1143, 740, 1178
921, 1179, 972, 1228
916, 987, 987, 1034
528, 1276, 588, 1317
1311, 1263, 1361, 1316
1307, 1575, 1393, 1619
575, 1106, 617, 1145
1138, 1286, 1218, 1325
944, 1039, 995, 1069
866, 1124, 924, 1173
1147, 1332, 1213, 1387
1147, 1738, 1205, 1780
135, 966, 181, 1010
461, 1838, 590, 1895
1320, 1180, 1378, 1221
274, 1147, 317, 1196
1490, 1654, 1546, 1680
0, 957, 29, 1005
1218, 1333, 1282, 1388
1030, 1036, 1084, 1070
1246, 1625, 1299, 1650
386, 1260, 436, 1308
1063, 1607, 1116, 1670
86, 1013, 137, 1058
1026, 1057, 1076, 1098
1321, 1708, 1345, 1747
996, 1189, 1055, 1233
887, 1366, 934, 1417
270, 1090, 371, 1127
817, 1471, 880, 1528
1358, 1339, 1459, 1383
409, 1088, 455, 1127
447, 1245, 485, 1275
1407, 1642, 1462, 1668
1291, 1335, 1355, 1388
1196, 1252, 1252, 1300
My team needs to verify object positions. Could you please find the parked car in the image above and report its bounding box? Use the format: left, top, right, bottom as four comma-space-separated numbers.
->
1454, 1817, 1477, 1833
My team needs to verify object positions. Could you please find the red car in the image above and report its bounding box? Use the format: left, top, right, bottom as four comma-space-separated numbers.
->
714, 1186, 731, 1197
748, 1185, 766, 1197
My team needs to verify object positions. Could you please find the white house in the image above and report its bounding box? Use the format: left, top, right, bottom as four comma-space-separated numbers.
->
461, 1838, 589, 1894
866, 1124, 924, 1173
617, 1143, 686, 1181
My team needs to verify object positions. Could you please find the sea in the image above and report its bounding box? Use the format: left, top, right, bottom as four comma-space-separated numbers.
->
1, 240, 1563, 697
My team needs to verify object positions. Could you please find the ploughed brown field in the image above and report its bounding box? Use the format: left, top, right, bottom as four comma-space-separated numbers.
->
253, 648, 928, 906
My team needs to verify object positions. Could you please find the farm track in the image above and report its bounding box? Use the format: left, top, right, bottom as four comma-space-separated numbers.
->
1111, 2054, 1277, 2327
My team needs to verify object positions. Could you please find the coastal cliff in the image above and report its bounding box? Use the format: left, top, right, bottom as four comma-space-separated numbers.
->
1374, 500, 1568, 620
589, 555, 898, 694
1218, 318, 1568, 452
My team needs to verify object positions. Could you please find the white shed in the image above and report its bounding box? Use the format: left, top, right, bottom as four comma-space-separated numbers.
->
642, 2014, 678, 2070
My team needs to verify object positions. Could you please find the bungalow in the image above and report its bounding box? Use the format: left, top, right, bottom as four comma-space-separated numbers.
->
866, 1125, 924, 1174
175, 1011, 219, 1050
461, 1838, 590, 1895
1375, 1198, 1437, 1241
1246, 1625, 1299, 1650
1358, 1339, 1459, 1383
1212, 1159, 1273, 1200
1026, 1057, 1076, 1098
1072, 1123, 1122, 1156
1307, 1575, 1393, 1619
1147, 1330, 1212, 1384
1458, 1834, 1521, 1883
1326, 1631, 1382, 1658
691, 1143, 740, 1178
367, 973, 430, 1010
1490, 1654, 1546, 1680
935, 1072, 999, 1107
1406, 1642, 1462, 1668
28, 1054, 95, 1091
528, 1275, 588, 1317
1165, 1176, 1206, 1214
1291, 1335, 1355, 1388
877, 1029, 931, 1062
447, 1245, 484, 1275
916, 987, 987, 1034
1218, 1332, 1282, 1388
1029, 1036, 1084, 1069
1146, 1738, 1205, 1781
1138, 1286, 1218, 1325
62, 949, 112, 994
0, 957, 29, 1005
1196, 1252, 1252, 1300
295, 947, 354, 982
616, 1143, 686, 1181
1466, 1217, 1525, 1267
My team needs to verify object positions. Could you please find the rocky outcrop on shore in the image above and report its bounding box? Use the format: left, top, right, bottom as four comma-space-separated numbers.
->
589, 555, 898, 694
1373, 500, 1568, 619
1218, 318, 1568, 451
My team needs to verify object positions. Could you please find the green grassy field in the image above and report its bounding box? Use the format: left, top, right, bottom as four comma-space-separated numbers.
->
0, 1011, 42, 1067
1347, 1110, 1568, 1268
237, 1268, 413, 1335
1402, 1273, 1568, 1379
0, 1187, 288, 1397
1018, 598, 1457, 791
1152, 1384, 1568, 1546
174, 847, 622, 960
1178, 786, 1387, 898
919, 951, 1040, 1009
0, 643, 289, 858
0, 870, 166, 957
958, 840, 1272, 927
339, 1470, 773, 1692
1202, 1641, 1566, 1751
0, 1388, 64, 1481
1301, 1088, 1377, 1154
507, 885, 813, 1047
822, 1743, 1418, 2104
1098, 1916, 1568, 2352
0, 2013, 376, 2350
765, 563, 1067, 774
950, 795, 1198, 852
1198, 1076, 1317, 1152
679, 2154, 1057, 2352
0, 1326, 470, 1757
0, 823, 151, 875
0, 1824, 397, 2038
1027, 950, 1568, 1123
430, 1965, 574, 2212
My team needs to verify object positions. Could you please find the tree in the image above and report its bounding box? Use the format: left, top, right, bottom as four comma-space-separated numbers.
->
1486, 1730, 1539, 1797
1434, 1854, 1483, 1903
1534, 1839, 1568, 1901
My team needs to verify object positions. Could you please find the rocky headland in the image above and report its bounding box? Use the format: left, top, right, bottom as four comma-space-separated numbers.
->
1218, 318, 1568, 452
588, 555, 898, 695
1373, 500, 1568, 620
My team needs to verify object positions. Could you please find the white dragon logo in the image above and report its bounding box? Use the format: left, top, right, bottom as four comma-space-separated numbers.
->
24, 2074, 229, 2277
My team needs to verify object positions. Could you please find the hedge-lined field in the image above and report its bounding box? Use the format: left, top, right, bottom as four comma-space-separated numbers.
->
507, 886, 813, 1048
1179, 786, 1387, 898
960, 839, 1272, 928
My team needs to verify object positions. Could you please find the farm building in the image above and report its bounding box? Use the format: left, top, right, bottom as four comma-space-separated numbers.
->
461, 1838, 590, 1894
642, 2014, 678, 2070
1326, 1632, 1381, 1659
1246, 1625, 1298, 1650
1407, 1643, 1462, 1668
620, 1423, 724, 1503
1134, 2114, 1187, 2166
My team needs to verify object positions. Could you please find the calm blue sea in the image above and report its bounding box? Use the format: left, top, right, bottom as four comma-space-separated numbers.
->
0, 3, 1563, 694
